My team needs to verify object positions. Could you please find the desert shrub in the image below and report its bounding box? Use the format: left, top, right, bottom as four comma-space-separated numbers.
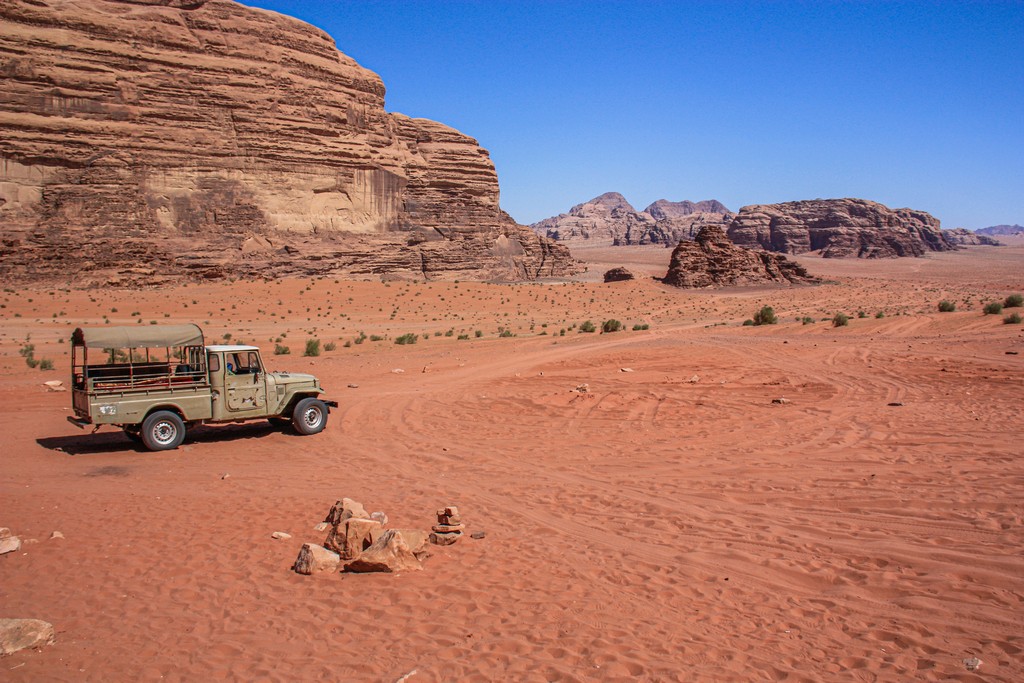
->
353, 332, 367, 345
323, 342, 336, 351
343, 341, 351, 348
474, 330, 483, 338
742, 319, 754, 326
39, 359, 54, 370
752, 306, 778, 326
938, 300, 956, 312
499, 329, 514, 338
579, 320, 596, 333
25, 356, 39, 368
1004, 312, 1022, 325
395, 333, 418, 345
304, 339, 321, 357
801, 316, 815, 325
983, 302, 1003, 315
274, 344, 291, 355
457, 334, 470, 340
832, 313, 850, 327
1004, 294, 1023, 308
858, 311, 868, 319
875, 311, 885, 319
369, 335, 385, 342
632, 323, 650, 331
602, 319, 622, 333
18, 343, 34, 358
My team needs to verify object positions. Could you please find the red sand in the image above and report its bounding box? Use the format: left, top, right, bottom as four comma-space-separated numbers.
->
2, 242, 1022, 681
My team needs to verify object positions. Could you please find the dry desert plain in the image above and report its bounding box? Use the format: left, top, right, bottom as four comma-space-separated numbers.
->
1, 241, 1023, 682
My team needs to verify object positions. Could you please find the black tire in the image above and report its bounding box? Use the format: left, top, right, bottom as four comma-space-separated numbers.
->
140, 410, 186, 451
292, 397, 328, 435
123, 428, 143, 444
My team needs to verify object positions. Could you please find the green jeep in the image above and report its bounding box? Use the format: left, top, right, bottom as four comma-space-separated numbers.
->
68, 324, 337, 451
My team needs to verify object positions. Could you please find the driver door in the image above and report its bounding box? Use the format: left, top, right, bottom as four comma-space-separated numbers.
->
224, 351, 268, 415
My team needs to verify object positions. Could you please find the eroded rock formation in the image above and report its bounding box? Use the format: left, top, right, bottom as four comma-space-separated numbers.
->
663, 226, 818, 288
726, 199, 953, 258
0, 0, 576, 285
975, 224, 1023, 237
530, 192, 732, 247
943, 228, 1000, 246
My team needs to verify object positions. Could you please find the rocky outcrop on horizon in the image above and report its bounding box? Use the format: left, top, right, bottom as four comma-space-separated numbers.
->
663, 226, 818, 288
530, 192, 732, 247
975, 224, 1024, 237
726, 198, 953, 258
0, 0, 577, 285
943, 228, 1001, 246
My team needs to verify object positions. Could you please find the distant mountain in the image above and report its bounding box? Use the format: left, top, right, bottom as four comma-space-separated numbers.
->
975, 224, 1024, 236
530, 193, 732, 246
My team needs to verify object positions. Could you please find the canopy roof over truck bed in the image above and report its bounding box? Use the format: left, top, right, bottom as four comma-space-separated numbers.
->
72, 324, 205, 349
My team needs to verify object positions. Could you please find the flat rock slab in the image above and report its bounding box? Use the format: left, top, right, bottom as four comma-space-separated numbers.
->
0, 536, 21, 555
293, 543, 341, 575
344, 530, 422, 573
0, 619, 55, 655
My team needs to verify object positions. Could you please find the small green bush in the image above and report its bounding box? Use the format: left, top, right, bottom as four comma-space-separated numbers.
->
499, 329, 514, 338
274, 344, 291, 355
602, 319, 622, 333
323, 342, 336, 351
752, 306, 777, 326
474, 330, 483, 338
857, 311, 868, 319
370, 335, 385, 342
832, 313, 850, 327
39, 359, 54, 370
304, 339, 321, 357
631, 323, 650, 331
579, 320, 596, 333
1004, 294, 1023, 308
742, 319, 754, 326
938, 300, 956, 312
1004, 312, 1022, 325
395, 333, 418, 345
983, 302, 1003, 315
875, 311, 885, 319
801, 316, 815, 325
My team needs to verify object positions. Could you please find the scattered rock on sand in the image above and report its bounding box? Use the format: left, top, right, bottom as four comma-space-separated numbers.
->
271, 531, 291, 540
574, 383, 589, 394
603, 267, 636, 283
963, 657, 982, 672
471, 531, 486, 540
620, 367, 634, 373
43, 380, 66, 392
392, 529, 431, 560
293, 543, 341, 575
325, 517, 383, 560
344, 530, 422, 573
771, 397, 790, 405
324, 498, 370, 526
0, 618, 55, 655
49, 531, 64, 540
0, 528, 21, 555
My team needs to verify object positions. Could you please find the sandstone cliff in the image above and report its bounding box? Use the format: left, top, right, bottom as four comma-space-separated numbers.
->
942, 228, 1000, 246
726, 198, 953, 258
530, 192, 732, 247
0, 0, 576, 285
663, 226, 818, 288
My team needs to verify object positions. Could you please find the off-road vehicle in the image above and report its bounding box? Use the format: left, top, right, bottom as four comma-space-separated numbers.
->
68, 324, 337, 451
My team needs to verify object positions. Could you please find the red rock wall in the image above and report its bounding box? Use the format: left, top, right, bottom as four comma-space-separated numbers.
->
0, 0, 576, 284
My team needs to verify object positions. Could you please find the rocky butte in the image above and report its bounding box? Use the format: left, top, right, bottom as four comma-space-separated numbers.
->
530, 192, 733, 247
0, 0, 576, 285
662, 226, 818, 288
726, 198, 954, 258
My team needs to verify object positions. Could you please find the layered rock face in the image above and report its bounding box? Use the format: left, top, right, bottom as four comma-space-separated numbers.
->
943, 228, 1000, 246
663, 226, 818, 288
530, 192, 732, 247
726, 199, 953, 258
0, 0, 576, 284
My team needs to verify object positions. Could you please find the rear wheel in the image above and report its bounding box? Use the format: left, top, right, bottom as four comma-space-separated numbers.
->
141, 410, 186, 451
292, 398, 328, 435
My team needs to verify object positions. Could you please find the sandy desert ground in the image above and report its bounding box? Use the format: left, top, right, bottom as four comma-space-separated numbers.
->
1, 241, 1023, 681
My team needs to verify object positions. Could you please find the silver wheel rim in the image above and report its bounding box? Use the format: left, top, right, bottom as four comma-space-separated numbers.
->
302, 406, 323, 429
152, 421, 177, 445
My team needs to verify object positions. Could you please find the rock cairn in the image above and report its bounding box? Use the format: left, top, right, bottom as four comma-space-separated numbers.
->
430, 506, 465, 546
294, 498, 459, 575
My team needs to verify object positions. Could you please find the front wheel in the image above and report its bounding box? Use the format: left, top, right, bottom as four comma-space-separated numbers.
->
292, 398, 328, 435
141, 410, 186, 451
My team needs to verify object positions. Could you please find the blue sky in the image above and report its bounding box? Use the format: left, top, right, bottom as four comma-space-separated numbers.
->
245, 1, 1023, 229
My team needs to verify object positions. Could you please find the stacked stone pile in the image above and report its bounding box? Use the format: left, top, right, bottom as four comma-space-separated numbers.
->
430, 506, 465, 546
294, 498, 463, 576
